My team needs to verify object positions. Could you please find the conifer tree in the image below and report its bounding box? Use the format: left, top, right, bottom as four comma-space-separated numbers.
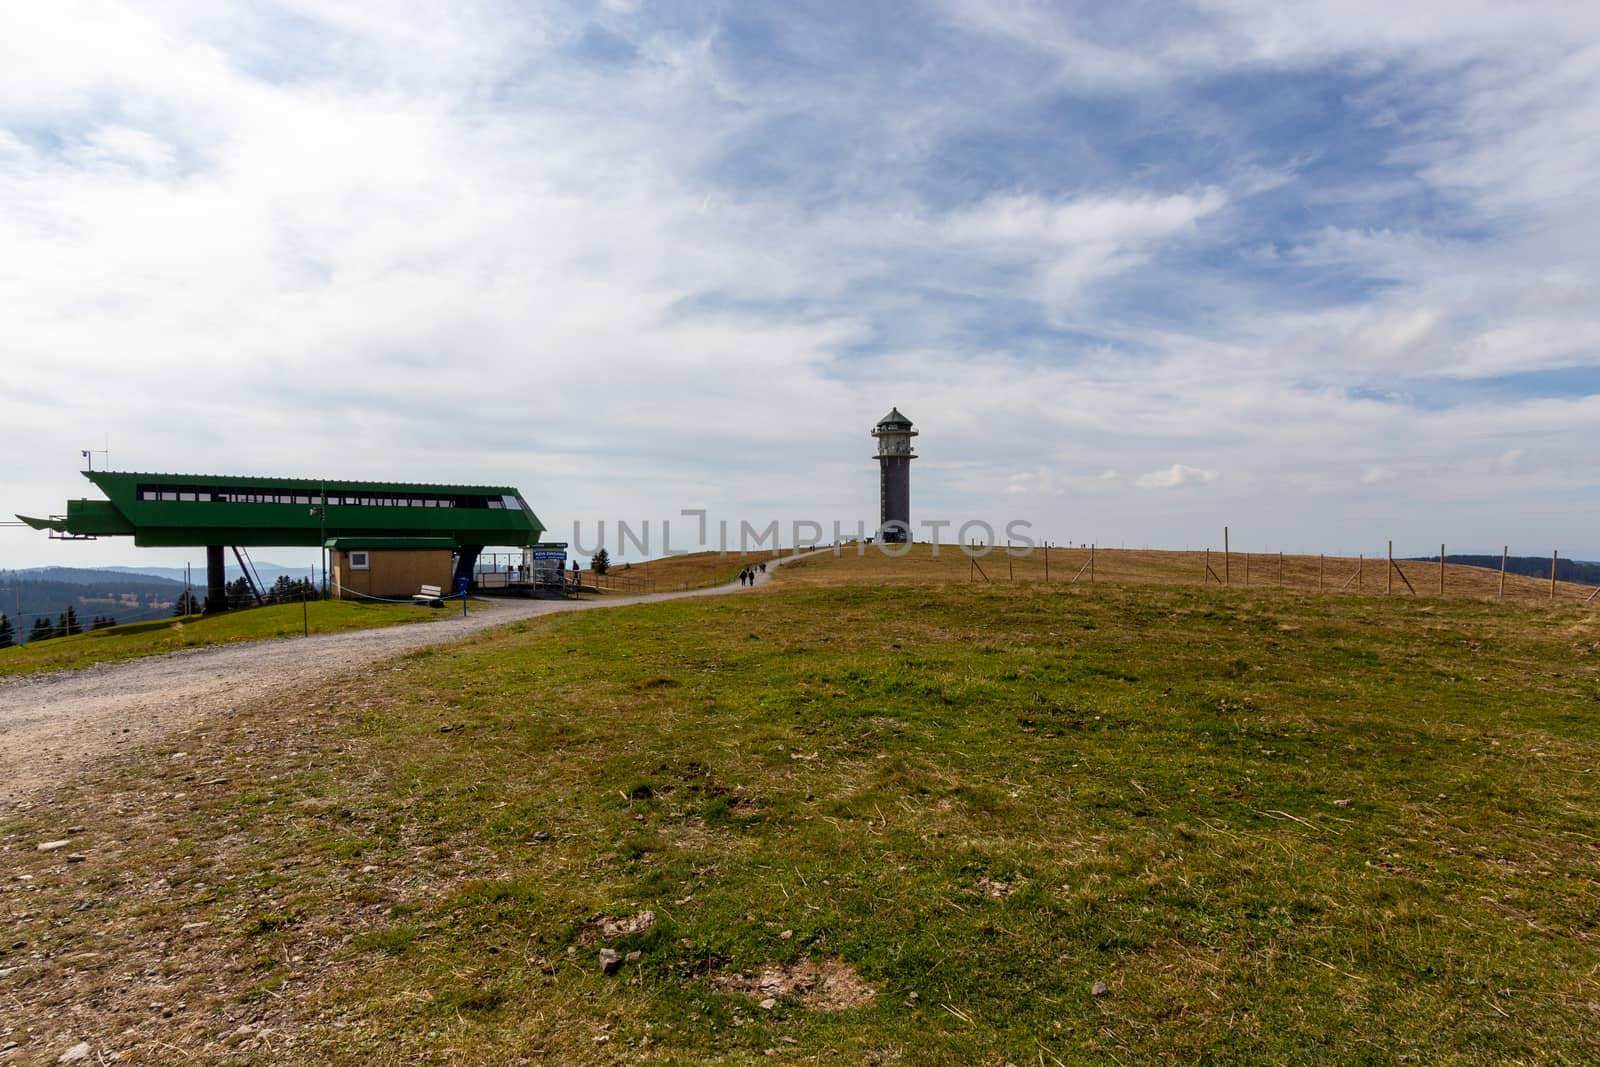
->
29, 617, 54, 642
0, 612, 13, 650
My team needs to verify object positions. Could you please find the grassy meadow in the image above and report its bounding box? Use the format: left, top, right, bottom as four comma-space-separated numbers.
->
2, 557, 1599, 1063
0, 599, 470, 678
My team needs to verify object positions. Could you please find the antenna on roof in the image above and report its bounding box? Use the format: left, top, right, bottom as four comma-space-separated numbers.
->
81, 446, 109, 471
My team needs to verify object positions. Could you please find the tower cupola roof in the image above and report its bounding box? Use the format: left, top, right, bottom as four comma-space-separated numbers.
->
875, 407, 913, 430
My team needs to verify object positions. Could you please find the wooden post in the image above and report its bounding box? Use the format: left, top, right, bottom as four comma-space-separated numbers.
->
1500, 545, 1507, 600
1439, 543, 1445, 596
1387, 540, 1393, 595
1319, 554, 1324, 591
1090, 544, 1095, 583
1205, 547, 1210, 584
1245, 552, 1250, 585
1551, 549, 1558, 600
1359, 554, 1363, 589
1391, 557, 1416, 595
1279, 551, 1284, 588
1070, 553, 1093, 584
1044, 543, 1050, 582
1224, 526, 1230, 586
1007, 541, 1013, 581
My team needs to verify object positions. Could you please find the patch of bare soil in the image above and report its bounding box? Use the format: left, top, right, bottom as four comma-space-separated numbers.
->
974, 876, 1015, 899
579, 910, 656, 944
713, 959, 876, 1010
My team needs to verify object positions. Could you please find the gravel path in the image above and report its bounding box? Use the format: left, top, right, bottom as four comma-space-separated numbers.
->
0, 551, 811, 808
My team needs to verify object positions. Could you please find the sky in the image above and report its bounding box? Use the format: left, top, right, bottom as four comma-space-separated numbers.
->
3, 0, 1600, 571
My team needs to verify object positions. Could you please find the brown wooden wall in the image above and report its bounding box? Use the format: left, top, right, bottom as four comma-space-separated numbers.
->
332, 550, 454, 600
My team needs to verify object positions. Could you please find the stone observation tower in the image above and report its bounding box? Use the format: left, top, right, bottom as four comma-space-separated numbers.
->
871, 407, 918, 544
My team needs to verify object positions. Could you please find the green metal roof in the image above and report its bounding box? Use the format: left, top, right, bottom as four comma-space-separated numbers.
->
19, 470, 546, 549
326, 537, 459, 550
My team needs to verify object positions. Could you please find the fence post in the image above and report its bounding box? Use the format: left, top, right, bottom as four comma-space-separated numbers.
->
1387, 540, 1393, 595
1319, 554, 1324, 591
1552, 549, 1559, 600
1500, 546, 1507, 600
1440, 543, 1445, 596
1224, 526, 1230, 586
1007, 541, 1013, 581
1044, 543, 1050, 581
1279, 551, 1284, 587
1091, 544, 1095, 583
1245, 551, 1250, 585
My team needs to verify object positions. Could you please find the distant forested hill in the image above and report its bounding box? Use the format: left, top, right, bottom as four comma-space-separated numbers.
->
0, 569, 185, 644
1409, 555, 1600, 585
104, 563, 312, 586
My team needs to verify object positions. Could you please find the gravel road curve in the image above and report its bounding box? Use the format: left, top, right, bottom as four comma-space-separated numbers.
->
0, 553, 809, 808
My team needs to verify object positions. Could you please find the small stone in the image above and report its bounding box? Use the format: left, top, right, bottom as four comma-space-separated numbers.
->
37, 840, 70, 852
532, 831, 550, 842
625, 950, 642, 963
58, 1044, 92, 1064
779, 929, 793, 940
1333, 798, 1352, 807
66, 826, 85, 834
759, 998, 777, 1010
599, 948, 622, 975
1091, 981, 1110, 997
66, 854, 87, 863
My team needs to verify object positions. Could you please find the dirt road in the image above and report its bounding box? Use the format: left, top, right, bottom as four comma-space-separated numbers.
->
0, 552, 809, 808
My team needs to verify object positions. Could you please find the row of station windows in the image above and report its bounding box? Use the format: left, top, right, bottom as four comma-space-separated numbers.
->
134, 485, 521, 510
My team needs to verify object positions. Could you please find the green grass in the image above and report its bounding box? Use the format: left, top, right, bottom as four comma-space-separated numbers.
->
3, 580, 1599, 1063
0, 598, 472, 677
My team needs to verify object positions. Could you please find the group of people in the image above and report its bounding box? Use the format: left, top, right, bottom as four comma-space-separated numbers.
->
738, 562, 767, 587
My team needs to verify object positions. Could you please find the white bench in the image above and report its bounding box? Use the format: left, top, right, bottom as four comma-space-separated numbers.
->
414, 584, 445, 607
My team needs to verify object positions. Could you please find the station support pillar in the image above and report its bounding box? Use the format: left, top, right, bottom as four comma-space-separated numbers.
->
205, 545, 226, 613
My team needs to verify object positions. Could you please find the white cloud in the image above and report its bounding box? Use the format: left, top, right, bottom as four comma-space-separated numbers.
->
1361, 466, 1397, 484
942, 189, 1227, 310
2, 2, 1600, 571
1135, 464, 1220, 490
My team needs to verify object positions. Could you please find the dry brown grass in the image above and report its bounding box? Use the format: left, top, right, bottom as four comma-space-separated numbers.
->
596, 550, 778, 592
770, 542, 1599, 604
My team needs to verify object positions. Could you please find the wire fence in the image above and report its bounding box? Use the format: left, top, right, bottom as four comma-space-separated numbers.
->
962, 534, 1600, 606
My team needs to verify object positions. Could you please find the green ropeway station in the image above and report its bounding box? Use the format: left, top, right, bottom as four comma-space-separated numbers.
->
19, 471, 545, 610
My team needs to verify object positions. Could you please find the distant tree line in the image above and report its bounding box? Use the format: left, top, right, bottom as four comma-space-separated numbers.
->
1419, 555, 1600, 585
0, 606, 110, 645
169, 575, 319, 617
